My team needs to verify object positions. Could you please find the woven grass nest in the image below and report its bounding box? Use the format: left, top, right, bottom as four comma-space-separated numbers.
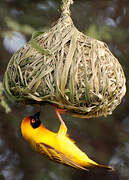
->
4, 0, 126, 118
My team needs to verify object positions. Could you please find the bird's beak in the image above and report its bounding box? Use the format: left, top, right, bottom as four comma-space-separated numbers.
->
33, 112, 40, 120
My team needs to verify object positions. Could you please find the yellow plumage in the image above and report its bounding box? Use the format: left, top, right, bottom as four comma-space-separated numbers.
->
21, 112, 113, 171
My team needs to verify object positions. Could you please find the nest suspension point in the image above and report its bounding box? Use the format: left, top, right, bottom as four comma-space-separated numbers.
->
4, 0, 126, 118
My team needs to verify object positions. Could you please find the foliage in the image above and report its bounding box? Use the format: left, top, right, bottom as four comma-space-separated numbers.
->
0, 82, 11, 113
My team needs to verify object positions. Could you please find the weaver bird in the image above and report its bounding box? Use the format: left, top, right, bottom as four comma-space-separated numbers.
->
21, 111, 113, 171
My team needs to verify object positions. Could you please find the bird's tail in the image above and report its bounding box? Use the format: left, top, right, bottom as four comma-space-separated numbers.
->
86, 162, 114, 171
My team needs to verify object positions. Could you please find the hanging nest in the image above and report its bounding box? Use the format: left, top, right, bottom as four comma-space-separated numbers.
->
4, 0, 126, 118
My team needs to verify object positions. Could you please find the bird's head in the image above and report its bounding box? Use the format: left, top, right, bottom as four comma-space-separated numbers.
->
21, 112, 42, 141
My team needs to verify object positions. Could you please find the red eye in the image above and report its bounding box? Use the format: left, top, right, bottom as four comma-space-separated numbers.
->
31, 119, 35, 124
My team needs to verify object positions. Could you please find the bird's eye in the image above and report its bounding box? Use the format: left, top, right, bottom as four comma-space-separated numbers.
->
31, 119, 36, 124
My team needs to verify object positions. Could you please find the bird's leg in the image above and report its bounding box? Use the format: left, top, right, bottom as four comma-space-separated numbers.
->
53, 105, 67, 136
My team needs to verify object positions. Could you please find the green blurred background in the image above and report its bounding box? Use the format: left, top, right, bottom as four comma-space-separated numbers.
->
0, 0, 129, 179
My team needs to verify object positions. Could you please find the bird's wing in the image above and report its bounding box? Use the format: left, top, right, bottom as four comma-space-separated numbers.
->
35, 142, 87, 170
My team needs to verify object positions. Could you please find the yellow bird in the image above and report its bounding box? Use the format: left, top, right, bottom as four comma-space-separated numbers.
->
21, 110, 113, 171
